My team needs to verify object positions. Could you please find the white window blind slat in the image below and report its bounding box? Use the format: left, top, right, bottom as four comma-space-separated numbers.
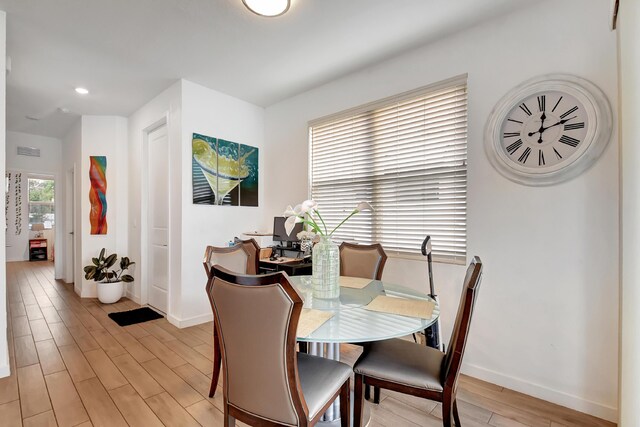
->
309, 76, 468, 264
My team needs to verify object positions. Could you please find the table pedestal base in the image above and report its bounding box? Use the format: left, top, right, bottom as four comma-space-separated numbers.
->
308, 342, 371, 427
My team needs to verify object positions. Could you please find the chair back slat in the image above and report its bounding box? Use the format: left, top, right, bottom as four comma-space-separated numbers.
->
441, 256, 482, 389
208, 267, 307, 425
203, 238, 260, 277
339, 242, 387, 280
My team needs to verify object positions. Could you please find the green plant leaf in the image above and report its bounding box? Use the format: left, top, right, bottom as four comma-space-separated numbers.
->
104, 254, 117, 268
121, 274, 134, 283
99, 248, 105, 260
120, 257, 129, 270
92, 257, 100, 266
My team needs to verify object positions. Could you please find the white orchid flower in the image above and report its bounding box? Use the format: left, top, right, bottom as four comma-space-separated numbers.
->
355, 201, 373, 212
284, 215, 304, 235
284, 205, 296, 217
302, 200, 318, 211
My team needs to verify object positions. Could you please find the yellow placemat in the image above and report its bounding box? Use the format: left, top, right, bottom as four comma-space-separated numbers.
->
364, 295, 435, 319
297, 309, 334, 338
339, 276, 373, 289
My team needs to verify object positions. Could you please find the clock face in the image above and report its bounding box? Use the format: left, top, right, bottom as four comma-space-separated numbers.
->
500, 91, 589, 170
484, 74, 612, 186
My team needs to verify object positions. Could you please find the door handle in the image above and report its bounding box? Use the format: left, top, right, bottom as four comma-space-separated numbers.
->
69, 232, 74, 235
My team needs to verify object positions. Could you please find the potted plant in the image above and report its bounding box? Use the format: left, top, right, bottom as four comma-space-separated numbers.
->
84, 248, 135, 304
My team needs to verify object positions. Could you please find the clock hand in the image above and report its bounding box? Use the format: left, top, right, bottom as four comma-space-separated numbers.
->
528, 116, 576, 137
537, 111, 546, 144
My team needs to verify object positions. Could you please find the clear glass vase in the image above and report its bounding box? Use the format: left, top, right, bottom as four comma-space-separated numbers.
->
312, 236, 340, 299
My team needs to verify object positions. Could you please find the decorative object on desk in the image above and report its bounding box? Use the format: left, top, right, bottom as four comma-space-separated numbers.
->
31, 223, 45, 238
296, 230, 316, 255
89, 156, 108, 234
192, 133, 259, 206
284, 199, 373, 299
83, 248, 135, 304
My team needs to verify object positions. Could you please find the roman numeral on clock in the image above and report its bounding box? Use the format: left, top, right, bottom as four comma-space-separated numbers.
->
553, 148, 563, 160
564, 122, 585, 131
506, 139, 523, 155
518, 147, 531, 164
538, 149, 545, 166
560, 106, 578, 119
503, 132, 520, 138
519, 102, 532, 116
552, 96, 563, 112
508, 118, 523, 124
559, 135, 580, 147
537, 95, 546, 112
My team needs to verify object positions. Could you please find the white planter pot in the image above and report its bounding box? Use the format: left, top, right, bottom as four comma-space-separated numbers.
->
96, 280, 124, 304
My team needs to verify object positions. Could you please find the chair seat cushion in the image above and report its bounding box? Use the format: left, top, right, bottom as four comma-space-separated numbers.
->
353, 338, 445, 392
297, 353, 352, 419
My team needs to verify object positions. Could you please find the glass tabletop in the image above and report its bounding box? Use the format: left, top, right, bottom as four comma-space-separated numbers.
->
290, 276, 440, 343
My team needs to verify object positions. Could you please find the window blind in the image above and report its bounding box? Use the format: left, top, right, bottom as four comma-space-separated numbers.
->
309, 76, 467, 264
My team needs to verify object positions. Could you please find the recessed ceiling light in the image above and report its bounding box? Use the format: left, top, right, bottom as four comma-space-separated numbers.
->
242, 0, 290, 17
75, 87, 89, 95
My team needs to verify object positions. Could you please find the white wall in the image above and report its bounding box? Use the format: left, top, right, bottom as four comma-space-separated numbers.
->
5, 132, 62, 272
0, 10, 8, 378
177, 80, 264, 326
263, 0, 618, 421
128, 79, 265, 327
618, 1, 640, 425
77, 116, 128, 297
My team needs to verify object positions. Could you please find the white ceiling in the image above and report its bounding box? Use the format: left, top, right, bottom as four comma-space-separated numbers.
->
0, 0, 534, 138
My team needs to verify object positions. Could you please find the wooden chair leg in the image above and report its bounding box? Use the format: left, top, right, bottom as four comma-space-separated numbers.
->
209, 325, 222, 398
224, 409, 235, 427
373, 386, 381, 404
453, 399, 462, 427
340, 380, 350, 427
364, 384, 370, 401
354, 374, 365, 427
442, 393, 453, 427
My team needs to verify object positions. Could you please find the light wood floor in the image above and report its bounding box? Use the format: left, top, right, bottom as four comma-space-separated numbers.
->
0, 261, 615, 427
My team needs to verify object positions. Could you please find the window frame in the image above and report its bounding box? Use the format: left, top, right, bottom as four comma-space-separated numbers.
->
27, 176, 55, 230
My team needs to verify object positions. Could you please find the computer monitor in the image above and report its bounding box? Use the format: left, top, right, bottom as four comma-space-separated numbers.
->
273, 216, 302, 244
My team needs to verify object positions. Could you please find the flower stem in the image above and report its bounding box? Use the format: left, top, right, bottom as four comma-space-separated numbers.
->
314, 210, 329, 235
329, 210, 357, 236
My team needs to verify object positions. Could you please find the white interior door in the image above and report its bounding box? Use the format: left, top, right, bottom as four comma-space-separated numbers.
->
147, 124, 169, 313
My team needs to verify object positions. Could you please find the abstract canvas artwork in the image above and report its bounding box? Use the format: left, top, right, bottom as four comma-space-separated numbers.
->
192, 133, 259, 206
89, 156, 108, 234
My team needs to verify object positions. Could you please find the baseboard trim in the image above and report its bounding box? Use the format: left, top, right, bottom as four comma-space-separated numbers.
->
125, 291, 141, 304
167, 312, 213, 329
462, 363, 617, 423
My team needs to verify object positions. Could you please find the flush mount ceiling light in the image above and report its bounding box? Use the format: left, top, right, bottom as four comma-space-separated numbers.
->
75, 87, 89, 95
242, 0, 290, 17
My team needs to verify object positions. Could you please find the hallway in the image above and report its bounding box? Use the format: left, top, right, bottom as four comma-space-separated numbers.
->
0, 261, 614, 427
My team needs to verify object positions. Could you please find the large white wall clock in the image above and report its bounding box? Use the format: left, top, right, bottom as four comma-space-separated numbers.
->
484, 74, 612, 186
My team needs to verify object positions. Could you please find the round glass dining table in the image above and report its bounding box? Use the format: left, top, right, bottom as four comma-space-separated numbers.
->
289, 276, 440, 426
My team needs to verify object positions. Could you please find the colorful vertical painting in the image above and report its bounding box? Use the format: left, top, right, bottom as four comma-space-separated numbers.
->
89, 156, 108, 234
192, 133, 259, 206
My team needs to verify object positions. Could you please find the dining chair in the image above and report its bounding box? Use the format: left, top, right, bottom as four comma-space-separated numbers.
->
208, 265, 352, 427
203, 238, 260, 398
339, 241, 387, 401
339, 242, 387, 280
353, 256, 483, 427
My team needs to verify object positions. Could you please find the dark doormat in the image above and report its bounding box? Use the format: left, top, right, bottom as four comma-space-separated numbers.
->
108, 307, 164, 327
